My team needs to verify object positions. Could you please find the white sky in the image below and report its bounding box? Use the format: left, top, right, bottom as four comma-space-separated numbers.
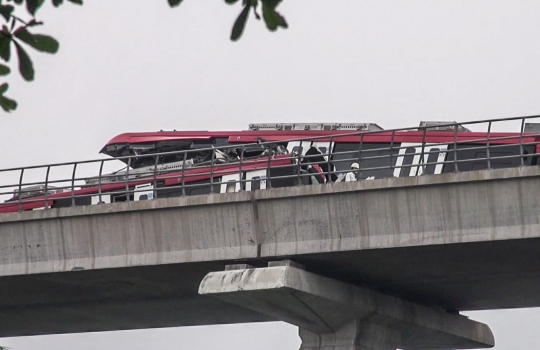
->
1, 0, 540, 349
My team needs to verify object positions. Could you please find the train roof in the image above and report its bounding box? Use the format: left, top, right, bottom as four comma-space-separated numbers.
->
100, 121, 540, 159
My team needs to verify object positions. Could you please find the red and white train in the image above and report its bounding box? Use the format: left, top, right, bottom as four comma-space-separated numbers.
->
1, 121, 538, 213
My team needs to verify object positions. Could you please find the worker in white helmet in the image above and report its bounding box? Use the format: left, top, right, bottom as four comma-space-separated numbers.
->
345, 162, 360, 182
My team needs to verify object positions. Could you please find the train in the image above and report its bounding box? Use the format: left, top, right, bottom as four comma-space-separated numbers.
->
1, 121, 538, 213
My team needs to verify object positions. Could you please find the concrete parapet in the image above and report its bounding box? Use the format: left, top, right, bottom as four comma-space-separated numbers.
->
199, 265, 495, 349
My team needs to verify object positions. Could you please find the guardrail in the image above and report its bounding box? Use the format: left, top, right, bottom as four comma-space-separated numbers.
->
1, 115, 540, 213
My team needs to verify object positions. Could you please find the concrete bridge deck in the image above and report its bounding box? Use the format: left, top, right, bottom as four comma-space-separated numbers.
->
0, 166, 539, 341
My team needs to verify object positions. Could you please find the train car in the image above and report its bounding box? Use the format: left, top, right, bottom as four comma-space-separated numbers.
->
100, 121, 540, 180
0, 147, 314, 213
2, 121, 539, 213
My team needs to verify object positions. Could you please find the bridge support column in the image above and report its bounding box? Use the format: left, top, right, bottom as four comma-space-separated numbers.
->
299, 320, 400, 350
199, 261, 494, 350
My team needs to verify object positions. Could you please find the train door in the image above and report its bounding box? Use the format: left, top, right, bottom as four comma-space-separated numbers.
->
220, 174, 241, 193
135, 184, 154, 201
219, 170, 268, 193
245, 169, 267, 191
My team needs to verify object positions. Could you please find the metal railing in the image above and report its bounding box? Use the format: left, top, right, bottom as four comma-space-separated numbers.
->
1, 115, 540, 214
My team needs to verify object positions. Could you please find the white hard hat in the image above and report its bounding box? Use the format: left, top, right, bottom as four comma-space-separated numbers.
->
350, 163, 360, 169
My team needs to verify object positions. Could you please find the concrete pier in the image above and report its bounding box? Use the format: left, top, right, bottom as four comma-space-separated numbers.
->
199, 263, 495, 350
299, 322, 400, 350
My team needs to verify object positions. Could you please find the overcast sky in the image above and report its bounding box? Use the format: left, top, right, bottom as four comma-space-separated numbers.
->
1, 0, 540, 349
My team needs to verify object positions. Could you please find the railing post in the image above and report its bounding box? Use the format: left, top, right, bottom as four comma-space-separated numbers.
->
519, 117, 525, 167
266, 148, 272, 189
358, 133, 364, 181
98, 160, 104, 203
17, 168, 24, 212
327, 136, 334, 183
44, 165, 51, 209
71, 163, 77, 207
389, 131, 395, 174
181, 151, 187, 197
153, 155, 159, 199
486, 121, 492, 169
125, 157, 131, 202
453, 124, 459, 172
420, 126, 427, 175
239, 145, 245, 190
296, 148, 302, 186
210, 147, 215, 194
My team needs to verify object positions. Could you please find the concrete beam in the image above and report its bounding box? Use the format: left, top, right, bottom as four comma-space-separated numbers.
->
1, 166, 539, 280
199, 265, 494, 349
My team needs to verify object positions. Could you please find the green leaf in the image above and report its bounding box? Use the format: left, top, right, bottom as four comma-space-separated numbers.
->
26, 0, 46, 16
231, 4, 250, 41
0, 94, 18, 112
0, 33, 11, 62
67, 0, 83, 4
224, 0, 240, 3
14, 41, 34, 81
0, 83, 17, 112
0, 5, 14, 22
261, 0, 281, 9
261, 0, 287, 31
0, 63, 10, 76
168, 0, 183, 7
14, 28, 59, 54
52, 0, 64, 7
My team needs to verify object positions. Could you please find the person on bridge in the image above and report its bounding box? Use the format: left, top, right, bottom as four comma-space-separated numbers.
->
345, 163, 360, 182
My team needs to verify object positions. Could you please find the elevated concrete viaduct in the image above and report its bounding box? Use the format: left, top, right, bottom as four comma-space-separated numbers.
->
1, 166, 540, 348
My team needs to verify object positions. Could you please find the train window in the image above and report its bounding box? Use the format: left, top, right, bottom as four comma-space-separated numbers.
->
226, 180, 237, 193
53, 196, 92, 208
156, 180, 219, 198
332, 143, 397, 180
251, 177, 261, 191
471, 151, 514, 170
215, 138, 231, 147
443, 144, 535, 173
91, 195, 111, 205
424, 148, 442, 175
268, 166, 296, 188
189, 184, 214, 196
398, 147, 416, 177
112, 193, 134, 202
